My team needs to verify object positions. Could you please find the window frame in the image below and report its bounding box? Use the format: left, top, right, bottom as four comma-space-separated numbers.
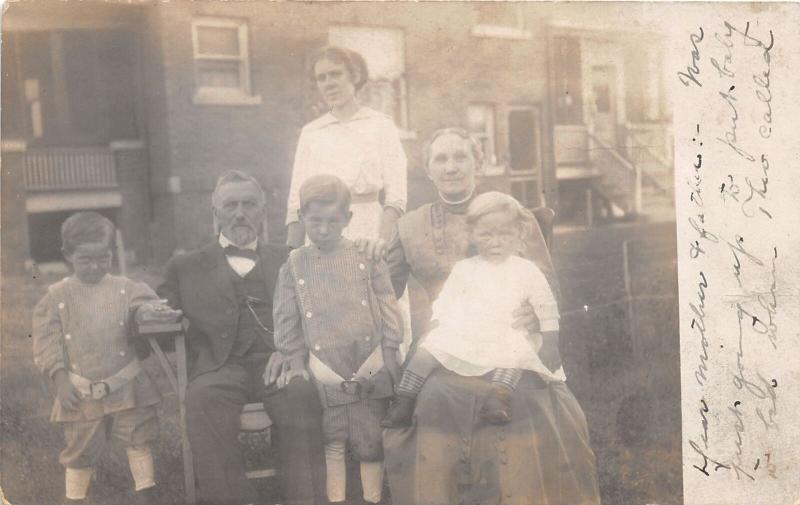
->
471, 4, 532, 40
506, 104, 543, 177
466, 103, 501, 175
327, 25, 413, 136
506, 104, 544, 208
191, 17, 261, 106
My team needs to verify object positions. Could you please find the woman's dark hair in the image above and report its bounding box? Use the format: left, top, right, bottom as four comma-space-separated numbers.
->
308, 45, 369, 92
61, 211, 115, 254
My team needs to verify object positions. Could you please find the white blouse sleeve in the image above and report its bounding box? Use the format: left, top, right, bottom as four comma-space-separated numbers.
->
524, 263, 561, 332
286, 128, 312, 226
379, 118, 408, 214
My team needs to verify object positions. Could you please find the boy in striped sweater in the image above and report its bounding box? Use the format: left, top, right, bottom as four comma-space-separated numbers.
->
273, 174, 403, 504
32, 212, 180, 505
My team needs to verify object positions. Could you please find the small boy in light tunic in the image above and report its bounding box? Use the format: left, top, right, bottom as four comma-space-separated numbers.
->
32, 212, 180, 505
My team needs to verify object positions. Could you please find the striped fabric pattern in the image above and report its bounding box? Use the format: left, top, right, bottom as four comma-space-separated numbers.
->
273, 241, 403, 381
396, 370, 427, 396
33, 275, 158, 380
491, 368, 523, 390
31, 274, 162, 421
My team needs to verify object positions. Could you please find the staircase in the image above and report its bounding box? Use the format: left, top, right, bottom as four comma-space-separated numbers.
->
586, 131, 641, 217
623, 127, 675, 222
554, 124, 674, 224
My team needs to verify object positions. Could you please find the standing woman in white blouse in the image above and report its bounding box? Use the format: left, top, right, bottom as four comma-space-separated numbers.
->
286, 46, 407, 249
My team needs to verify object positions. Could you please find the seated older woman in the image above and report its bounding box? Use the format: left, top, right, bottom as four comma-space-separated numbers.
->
382, 128, 601, 505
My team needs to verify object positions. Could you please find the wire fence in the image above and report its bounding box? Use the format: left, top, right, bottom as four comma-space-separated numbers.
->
552, 223, 682, 505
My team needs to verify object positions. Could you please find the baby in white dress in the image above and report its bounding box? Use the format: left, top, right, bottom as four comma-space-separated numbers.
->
383, 192, 562, 427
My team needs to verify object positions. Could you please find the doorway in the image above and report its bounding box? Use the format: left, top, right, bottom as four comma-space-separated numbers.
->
590, 65, 618, 146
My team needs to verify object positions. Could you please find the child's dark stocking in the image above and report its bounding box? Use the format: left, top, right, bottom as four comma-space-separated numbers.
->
482, 368, 522, 424
381, 369, 424, 428
382, 348, 440, 428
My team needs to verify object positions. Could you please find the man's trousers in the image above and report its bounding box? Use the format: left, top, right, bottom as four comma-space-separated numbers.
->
185, 355, 327, 505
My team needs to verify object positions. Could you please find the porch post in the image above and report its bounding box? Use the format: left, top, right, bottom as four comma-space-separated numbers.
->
1, 141, 31, 273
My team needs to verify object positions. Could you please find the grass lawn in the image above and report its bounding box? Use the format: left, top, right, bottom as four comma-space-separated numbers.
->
2, 220, 681, 505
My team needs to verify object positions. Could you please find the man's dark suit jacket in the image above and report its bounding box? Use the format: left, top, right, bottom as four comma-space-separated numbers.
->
157, 241, 290, 380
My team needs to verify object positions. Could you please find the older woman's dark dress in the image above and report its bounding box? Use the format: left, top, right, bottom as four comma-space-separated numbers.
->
384, 197, 601, 505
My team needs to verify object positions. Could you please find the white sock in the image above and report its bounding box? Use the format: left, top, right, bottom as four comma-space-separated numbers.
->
324, 441, 347, 502
65, 467, 93, 500
360, 460, 384, 503
127, 446, 156, 491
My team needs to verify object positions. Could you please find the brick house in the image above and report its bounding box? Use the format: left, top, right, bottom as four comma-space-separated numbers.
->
2, 2, 673, 271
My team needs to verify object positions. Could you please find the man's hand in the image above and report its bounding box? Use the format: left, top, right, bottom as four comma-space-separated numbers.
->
136, 301, 183, 325
511, 300, 541, 334
382, 347, 401, 385
355, 237, 388, 263
53, 369, 81, 410
539, 332, 563, 372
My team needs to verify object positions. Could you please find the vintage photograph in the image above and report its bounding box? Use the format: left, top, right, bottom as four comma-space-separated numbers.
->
1, 2, 680, 505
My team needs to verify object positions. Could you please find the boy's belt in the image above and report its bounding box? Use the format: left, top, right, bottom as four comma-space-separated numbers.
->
309, 345, 390, 405
68, 359, 142, 400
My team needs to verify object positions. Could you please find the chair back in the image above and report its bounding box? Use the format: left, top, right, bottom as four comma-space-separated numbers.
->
531, 207, 555, 250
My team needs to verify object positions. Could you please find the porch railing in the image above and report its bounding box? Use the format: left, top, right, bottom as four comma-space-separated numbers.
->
624, 123, 674, 164
24, 147, 118, 191
587, 131, 642, 215
625, 137, 674, 194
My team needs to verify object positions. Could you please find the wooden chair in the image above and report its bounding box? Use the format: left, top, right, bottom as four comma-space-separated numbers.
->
532, 206, 556, 249
139, 323, 276, 505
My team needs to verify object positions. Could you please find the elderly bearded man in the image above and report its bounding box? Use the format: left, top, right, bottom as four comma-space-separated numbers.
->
144, 171, 327, 505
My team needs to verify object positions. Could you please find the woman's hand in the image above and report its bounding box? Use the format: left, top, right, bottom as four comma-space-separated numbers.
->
355, 237, 388, 262
511, 300, 541, 334
53, 369, 81, 410
539, 332, 563, 372
382, 347, 401, 386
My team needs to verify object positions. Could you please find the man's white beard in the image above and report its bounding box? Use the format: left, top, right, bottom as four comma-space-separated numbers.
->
226, 225, 257, 246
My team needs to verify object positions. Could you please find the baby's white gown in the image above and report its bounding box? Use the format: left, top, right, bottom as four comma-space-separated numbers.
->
420, 255, 566, 382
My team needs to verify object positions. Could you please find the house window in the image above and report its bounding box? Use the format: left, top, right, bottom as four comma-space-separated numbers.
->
507, 106, 543, 208
472, 4, 532, 40
466, 104, 500, 174
328, 26, 411, 134
191, 17, 261, 105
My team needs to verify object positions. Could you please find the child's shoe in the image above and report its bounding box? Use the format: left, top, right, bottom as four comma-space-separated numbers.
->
133, 485, 157, 505
481, 385, 512, 425
381, 395, 416, 428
